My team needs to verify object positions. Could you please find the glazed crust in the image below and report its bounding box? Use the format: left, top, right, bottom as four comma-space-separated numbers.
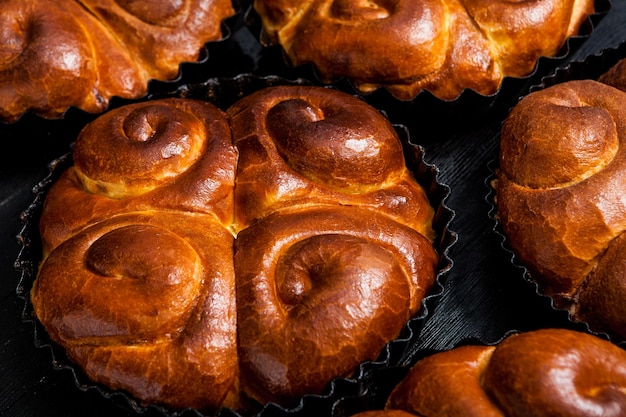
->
32, 212, 239, 412
599, 57, 626, 92
39, 98, 238, 255
495, 79, 626, 340
381, 329, 626, 417
0, 0, 234, 122
228, 85, 435, 237
253, 0, 595, 100
235, 206, 437, 405
31, 88, 438, 411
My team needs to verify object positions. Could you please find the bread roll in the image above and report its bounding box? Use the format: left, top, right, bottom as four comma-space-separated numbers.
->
38, 98, 238, 255
252, 0, 595, 100
32, 212, 240, 412
599, 57, 626, 92
30, 86, 439, 412
235, 206, 437, 405
0, 0, 234, 122
228, 85, 435, 237
494, 79, 626, 340
360, 329, 626, 416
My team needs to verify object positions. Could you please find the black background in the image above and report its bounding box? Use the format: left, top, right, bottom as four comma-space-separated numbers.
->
2, 2, 626, 416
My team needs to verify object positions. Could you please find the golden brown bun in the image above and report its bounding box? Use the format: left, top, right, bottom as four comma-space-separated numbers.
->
385, 329, 626, 416
235, 206, 437, 405
227, 85, 435, 237
253, 0, 594, 100
32, 212, 239, 412
0, 0, 234, 122
31, 87, 438, 411
599, 57, 626, 92
494, 79, 626, 340
39, 98, 238, 255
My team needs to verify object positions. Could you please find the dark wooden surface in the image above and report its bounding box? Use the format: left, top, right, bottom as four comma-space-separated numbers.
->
1, 2, 626, 416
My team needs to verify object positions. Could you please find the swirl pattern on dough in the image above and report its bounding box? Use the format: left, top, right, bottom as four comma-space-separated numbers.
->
39, 98, 238, 253
235, 207, 437, 404
228, 85, 435, 237
31, 86, 440, 412
32, 212, 238, 411
253, 0, 595, 100
356, 329, 626, 417
0, 0, 234, 122
495, 79, 626, 341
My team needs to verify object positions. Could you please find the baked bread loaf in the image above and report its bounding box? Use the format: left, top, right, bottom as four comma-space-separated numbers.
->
494, 79, 626, 341
0, 0, 235, 123
599, 56, 626, 92
252, 0, 595, 100
31, 86, 439, 412
353, 328, 626, 416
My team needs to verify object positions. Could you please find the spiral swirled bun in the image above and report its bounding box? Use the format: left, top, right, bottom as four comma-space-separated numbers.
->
235, 206, 437, 404
494, 79, 626, 341
30, 85, 439, 412
39, 98, 238, 254
252, 0, 595, 100
32, 212, 239, 411
0, 0, 235, 123
228, 85, 434, 237
356, 329, 626, 416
